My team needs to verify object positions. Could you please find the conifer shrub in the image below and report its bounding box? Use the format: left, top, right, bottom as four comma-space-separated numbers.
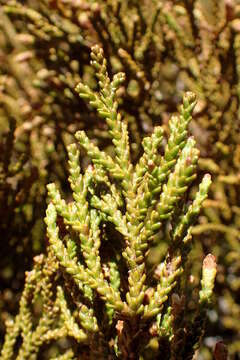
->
0, 45, 216, 360
1, 0, 240, 356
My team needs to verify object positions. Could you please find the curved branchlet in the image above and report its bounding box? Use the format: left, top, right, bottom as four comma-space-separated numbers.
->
75, 45, 132, 191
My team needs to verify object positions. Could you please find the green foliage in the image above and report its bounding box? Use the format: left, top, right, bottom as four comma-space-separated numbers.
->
1, 0, 240, 357
0, 45, 215, 360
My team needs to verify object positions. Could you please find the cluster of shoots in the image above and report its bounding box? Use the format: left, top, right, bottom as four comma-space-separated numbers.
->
0, 45, 217, 360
